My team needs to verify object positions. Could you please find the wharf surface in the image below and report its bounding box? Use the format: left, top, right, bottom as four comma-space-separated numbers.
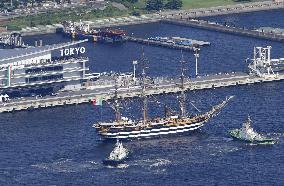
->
1, 72, 284, 113
0, 15, 161, 37
162, 1, 284, 18
124, 36, 210, 50
256, 27, 284, 36
162, 19, 284, 42
1, 1, 283, 37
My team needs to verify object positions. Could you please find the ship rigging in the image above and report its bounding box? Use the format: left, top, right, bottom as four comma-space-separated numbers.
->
92, 51, 233, 139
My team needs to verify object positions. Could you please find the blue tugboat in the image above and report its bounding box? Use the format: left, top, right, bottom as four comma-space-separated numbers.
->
103, 140, 129, 166
230, 116, 276, 145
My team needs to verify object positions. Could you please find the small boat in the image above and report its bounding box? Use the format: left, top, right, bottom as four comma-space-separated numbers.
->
103, 140, 129, 166
229, 115, 276, 144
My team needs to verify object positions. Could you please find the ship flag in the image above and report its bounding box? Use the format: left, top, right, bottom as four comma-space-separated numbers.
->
92, 98, 103, 106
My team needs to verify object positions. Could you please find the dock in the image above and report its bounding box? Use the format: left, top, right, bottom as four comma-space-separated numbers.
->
1, 45, 283, 113
255, 27, 284, 36
0, 45, 283, 113
1, 1, 283, 37
124, 36, 210, 50
162, 1, 284, 18
162, 18, 284, 43
0, 15, 161, 37
0, 71, 284, 113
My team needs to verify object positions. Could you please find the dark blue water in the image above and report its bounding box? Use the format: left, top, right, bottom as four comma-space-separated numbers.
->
1, 10, 284, 185
203, 9, 284, 29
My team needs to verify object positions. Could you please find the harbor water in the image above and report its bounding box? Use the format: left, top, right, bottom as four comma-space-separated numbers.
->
203, 8, 284, 29
1, 9, 284, 185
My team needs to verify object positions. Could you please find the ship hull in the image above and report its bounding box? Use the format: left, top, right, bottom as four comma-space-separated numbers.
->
94, 96, 233, 140
99, 121, 206, 139
229, 129, 275, 144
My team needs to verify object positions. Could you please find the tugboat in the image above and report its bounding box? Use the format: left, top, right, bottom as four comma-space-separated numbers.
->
103, 140, 129, 166
92, 52, 233, 140
229, 115, 276, 144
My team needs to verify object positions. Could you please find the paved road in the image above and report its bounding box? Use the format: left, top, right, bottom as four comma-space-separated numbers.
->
0, 72, 251, 108
1, 71, 284, 113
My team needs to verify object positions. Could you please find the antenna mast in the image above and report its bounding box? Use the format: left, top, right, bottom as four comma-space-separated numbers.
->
179, 51, 186, 117
114, 73, 121, 123
249, 46, 274, 77
141, 49, 148, 125
193, 47, 200, 77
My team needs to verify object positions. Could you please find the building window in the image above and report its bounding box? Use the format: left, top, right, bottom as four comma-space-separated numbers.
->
25, 65, 63, 74
25, 74, 63, 83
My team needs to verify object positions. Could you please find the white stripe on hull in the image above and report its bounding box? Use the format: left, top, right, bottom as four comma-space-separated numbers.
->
100, 122, 205, 139
113, 125, 202, 139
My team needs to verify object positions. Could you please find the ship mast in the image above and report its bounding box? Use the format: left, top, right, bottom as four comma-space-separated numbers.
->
114, 73, 121, 123
141, 50, 148, 126
179, 51, 187, 117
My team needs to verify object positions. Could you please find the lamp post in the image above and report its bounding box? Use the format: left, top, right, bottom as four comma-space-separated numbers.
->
193, 47, 200, 77
132, 60, 138, 81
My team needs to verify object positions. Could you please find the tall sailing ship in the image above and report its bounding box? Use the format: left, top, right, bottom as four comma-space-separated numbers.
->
92, 53, 233, 139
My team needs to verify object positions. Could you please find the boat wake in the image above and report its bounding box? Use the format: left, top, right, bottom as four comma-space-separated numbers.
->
200, 136, 242, 156
106, 163, 129, 169
131, 158, 171, 174
133, 158, 171, 167
208, 145, 240, 156
205, 136, 234, 142
31, 158, 100, 173
266, 132, 284, 138
149, 158, 171, 168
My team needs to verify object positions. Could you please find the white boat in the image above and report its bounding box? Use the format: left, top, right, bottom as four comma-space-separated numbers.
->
229, 115, 276, 144
103, 140, 129, 166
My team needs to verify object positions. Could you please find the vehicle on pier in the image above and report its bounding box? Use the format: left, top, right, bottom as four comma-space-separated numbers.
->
229, 115, 276, 145
92, 52, 233, 140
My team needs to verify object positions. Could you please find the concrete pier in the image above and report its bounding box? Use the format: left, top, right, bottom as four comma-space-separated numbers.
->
2, 1, 283, 37
255, 27, 284, 36
1, 72, 284, 113
162, 19, 284, 42
162, 1, 284, 18
124, 36, 210, 50
0, 15, 162, 37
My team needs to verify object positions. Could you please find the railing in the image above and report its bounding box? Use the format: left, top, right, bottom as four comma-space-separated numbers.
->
23, 57, 88, 68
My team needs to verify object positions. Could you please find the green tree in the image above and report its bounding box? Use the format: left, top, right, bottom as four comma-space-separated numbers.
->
146, 0, 164, 11
21, 0, 29, 6
0, 2, 5, 9
127, 0, 138, 3
30, 20, 36, 27
131, 10, 140, 16
12, 0, 20, 9
165, 0, 182, 10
